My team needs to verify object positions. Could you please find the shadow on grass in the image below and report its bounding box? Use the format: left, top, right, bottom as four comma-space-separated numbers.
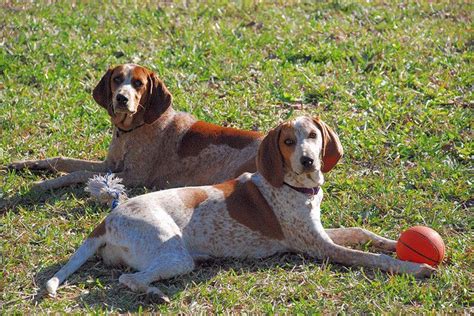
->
0, 168, 149, 216
0, 180, 91, 216
33, 253, 342, 312
1, 191, 82, 216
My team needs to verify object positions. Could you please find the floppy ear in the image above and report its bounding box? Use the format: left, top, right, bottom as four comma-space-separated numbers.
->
256, 125, 284, 187
92, 68, 114, 116
144, 73, 173, 124
313, 117, 343, 173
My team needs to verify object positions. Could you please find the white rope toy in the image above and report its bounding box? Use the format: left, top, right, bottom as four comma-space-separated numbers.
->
85, 173, 127, 209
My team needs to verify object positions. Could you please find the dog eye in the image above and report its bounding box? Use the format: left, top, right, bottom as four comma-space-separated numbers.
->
309, 132, 317, 139
284, 139, 295, 146
113, 77, 123, 84
133, 80, 143, 88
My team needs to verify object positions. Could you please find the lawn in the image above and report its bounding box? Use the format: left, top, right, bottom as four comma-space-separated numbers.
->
1, 1, 472, 313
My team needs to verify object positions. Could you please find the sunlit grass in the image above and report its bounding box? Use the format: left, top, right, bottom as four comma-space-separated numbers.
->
1, 1, 472, 313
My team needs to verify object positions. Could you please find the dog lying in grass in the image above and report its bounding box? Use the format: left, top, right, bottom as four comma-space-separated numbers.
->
8, 64, 262, 191
46, 116, 435, 302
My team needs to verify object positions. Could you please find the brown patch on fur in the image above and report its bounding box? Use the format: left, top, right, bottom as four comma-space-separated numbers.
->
92, 68, 114, 116
278, 123, 296, 168
89, 219, 107, 238
215, 180, 284, 240
312, 117, 343, 172
178, 121, 262, 157
213, 179, 238, 196
233, 157, 257, 178
256, 124, 285, 187
178, 188, 209, 209
142, 71, 172, 124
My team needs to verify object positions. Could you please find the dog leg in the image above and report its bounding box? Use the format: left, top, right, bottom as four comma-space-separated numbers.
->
46, 236, 105, 296
7, 157, 106, 173
118, 250, 195, 303
317, 238, 435, 277
325, 227, 397, 252
32, 170, 103, 191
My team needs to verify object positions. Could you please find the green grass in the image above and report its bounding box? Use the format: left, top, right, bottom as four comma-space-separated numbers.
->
1, 1, 473, 313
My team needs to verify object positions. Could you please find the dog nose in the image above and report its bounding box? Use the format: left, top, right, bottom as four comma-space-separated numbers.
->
300, 156, 314, 168
116, 94, 128, 105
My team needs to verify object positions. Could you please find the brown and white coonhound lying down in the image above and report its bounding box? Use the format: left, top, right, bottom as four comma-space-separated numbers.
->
8, 64, 262, 190
46, 116, 434, 302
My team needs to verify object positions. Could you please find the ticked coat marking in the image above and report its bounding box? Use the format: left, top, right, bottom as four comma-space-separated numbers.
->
216, 179, 285, 241
178, 121, 261, 158
46, 116, 435, 301
8, 64, 262, 191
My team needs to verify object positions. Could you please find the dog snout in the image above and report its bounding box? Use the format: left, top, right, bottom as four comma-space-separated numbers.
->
300, 156, 314, 169
116, 94, 128, 105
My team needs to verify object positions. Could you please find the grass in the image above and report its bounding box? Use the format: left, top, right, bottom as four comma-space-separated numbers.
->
1, 0, 472, 313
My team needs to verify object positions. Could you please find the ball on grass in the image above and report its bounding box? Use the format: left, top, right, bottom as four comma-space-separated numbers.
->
396, 226, 445, 267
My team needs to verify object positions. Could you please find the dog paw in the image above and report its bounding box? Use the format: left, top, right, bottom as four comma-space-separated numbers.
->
6, 161, 27, 171
46, 277, 59, 296
146, 287, 170, 304
379, 240, 397, 253
119, 274, 141, 292
412, 263, 436, 278
31, 181, 50, 192
8, 159, 53, 171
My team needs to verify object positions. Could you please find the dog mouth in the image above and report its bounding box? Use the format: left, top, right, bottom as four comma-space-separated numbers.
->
292, 168, 323, 185
113, 103, 137, 115
111, 112, 135, 126
294, 167, 316, 176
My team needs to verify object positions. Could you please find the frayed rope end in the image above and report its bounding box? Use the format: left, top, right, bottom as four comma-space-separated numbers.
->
85, 173, 127, 209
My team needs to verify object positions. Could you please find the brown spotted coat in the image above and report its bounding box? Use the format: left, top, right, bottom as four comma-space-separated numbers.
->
45, 116, 435, 300
8, 64, 262, 190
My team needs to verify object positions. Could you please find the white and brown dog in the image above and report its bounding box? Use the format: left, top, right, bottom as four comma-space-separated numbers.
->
8, 64, 261, 190
46, 116, 435, 301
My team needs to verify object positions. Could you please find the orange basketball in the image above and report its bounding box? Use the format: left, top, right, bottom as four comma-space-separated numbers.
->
396, 226, 445, 267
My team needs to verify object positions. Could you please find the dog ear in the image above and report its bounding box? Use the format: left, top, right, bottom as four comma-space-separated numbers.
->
92, 68, 114, 116
313, 117, 343, 173
144, 73, 173, 124
256, 125, 284, 187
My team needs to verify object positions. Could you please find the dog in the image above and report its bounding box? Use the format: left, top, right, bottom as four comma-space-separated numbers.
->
45, 116, 435, 302
7, 64, 262, 190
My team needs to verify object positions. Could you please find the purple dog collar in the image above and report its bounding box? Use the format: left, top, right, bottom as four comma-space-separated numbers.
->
284, 183, 320, 196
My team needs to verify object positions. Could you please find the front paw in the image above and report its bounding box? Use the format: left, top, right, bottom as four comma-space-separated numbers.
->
146, 287, 170, 304
7, 161, 29, 170
411, 263, 437, 278
8, 160, 44, 171
31, 181, 50, 191
377, 240, 397, 253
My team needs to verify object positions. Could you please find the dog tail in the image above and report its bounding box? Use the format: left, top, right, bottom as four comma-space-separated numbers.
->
46, 221, 107, 296
85, 173, 127, 209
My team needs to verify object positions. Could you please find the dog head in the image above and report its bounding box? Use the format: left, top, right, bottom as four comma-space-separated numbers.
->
92, 64, 172, 130
256, 116, 343, 188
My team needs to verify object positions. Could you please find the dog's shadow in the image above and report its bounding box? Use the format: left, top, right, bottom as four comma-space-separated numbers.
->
33, 253, 347, 312
0, 169, 149, 215
1, 169, 87, 215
